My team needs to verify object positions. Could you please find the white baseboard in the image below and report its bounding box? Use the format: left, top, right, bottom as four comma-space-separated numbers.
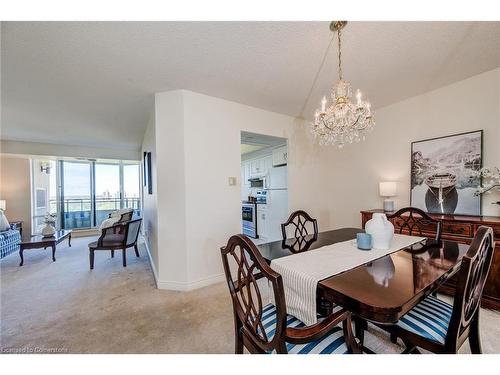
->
157, 273, 225, 291
142, 238, 159, 288
142, 238, 223, 291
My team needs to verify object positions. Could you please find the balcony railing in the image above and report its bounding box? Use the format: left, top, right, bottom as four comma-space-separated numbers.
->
49, 198, 141, 229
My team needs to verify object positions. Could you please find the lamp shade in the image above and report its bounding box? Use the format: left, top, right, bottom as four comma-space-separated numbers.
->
379, 182, 397, 197
0, 200, 5, 211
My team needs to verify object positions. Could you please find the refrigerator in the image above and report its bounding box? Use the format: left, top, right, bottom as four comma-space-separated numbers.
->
265, 166, 288, 241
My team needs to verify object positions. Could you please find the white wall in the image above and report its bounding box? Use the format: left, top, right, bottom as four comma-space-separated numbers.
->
154, 91, 189, 287
141, 112, 159, 279
0, 155, 32, 235
149, 90, 306, 289
148, 68, 500, 290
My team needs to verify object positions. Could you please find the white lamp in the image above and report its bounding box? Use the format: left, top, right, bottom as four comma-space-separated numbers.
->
0, 200, 5, 211
379, 182, 397, 212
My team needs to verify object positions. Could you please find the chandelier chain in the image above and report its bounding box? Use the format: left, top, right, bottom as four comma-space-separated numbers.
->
337, 28, 342, 81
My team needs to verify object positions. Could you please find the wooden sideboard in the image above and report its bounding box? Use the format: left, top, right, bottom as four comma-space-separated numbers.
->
361, 209, 500, 311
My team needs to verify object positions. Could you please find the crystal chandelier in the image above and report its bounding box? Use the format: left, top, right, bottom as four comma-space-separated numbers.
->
311, 21, 375, 148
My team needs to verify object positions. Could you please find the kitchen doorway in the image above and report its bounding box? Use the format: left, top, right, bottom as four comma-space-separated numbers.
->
241, 131, 288, 244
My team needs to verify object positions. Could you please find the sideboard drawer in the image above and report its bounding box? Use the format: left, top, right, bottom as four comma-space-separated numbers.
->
441, 222, 472, 237
490, 224, 500, 240
473, 224, 500, 241
390, 217, 439, 234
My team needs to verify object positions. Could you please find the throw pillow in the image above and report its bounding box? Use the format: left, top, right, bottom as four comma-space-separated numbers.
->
100, 217, 118, 230
0, 210, 10, 232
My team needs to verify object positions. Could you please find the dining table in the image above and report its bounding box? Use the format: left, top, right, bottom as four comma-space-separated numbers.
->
257, 227, 470, 351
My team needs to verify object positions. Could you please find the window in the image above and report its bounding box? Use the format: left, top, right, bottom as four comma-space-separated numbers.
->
95, 163, 121, 226
62, 161, 92, 229
32, 159, 141, 233
123, 164, 141, 215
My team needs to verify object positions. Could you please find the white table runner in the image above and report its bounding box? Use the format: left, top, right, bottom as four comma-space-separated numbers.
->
270, 234, 426, 326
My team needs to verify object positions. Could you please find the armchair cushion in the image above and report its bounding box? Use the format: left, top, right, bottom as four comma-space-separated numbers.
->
88, 233, 126, 249
395, 295, 452, 344
260, 304, 349, 354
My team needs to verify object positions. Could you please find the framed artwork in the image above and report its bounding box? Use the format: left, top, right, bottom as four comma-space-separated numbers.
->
410, 130, 483, 216
146, 152, 153, 195
143, 152, 148, 186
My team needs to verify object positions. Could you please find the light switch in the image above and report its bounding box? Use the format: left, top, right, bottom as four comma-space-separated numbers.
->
228, 177, 237, 186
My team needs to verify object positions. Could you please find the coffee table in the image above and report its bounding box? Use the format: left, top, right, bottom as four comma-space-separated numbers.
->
19, 230, 72, 266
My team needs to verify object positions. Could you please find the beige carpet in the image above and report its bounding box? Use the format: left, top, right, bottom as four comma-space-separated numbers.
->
1, 236, 499, 354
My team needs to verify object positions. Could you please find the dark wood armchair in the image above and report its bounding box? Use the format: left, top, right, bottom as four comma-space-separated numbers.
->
220, 234, 361, 354
386, 207, 442, 241
88, 218, 142, 269
281, 210, 318, 241
386, 226, 495, 353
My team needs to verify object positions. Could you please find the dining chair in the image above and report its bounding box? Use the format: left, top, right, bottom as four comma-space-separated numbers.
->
386, 226, 495, 354
386, 207, 442, 241
281, 210, 318, 241
88, 218, 142, 269
220, 234, 361, 354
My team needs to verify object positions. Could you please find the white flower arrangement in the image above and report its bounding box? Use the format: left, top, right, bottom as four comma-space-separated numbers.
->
44, 212, 57, 225
474, 167, 500, 204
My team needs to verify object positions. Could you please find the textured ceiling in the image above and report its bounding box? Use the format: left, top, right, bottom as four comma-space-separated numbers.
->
2, 21, 500, 151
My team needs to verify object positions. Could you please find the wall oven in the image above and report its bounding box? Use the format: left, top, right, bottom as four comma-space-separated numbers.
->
242, 203, 258, 238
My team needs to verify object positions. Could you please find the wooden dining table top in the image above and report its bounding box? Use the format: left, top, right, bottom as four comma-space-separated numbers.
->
257, 228, 469, 324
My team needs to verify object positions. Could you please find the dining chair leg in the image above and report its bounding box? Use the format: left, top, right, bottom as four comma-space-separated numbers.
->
111, 250, 115, 258
134, 244, 140, 257
390, 332, 398, 344
343, 314, 362, 354
401, 338, 420, 354
122, 248, 127, 267
89, 250, 95, 270
469, 311, 482, 354
234, 317, 243, 354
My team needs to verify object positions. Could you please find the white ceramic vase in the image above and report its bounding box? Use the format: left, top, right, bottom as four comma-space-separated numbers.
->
364, 213, 394, 250
42, 223, 56, 237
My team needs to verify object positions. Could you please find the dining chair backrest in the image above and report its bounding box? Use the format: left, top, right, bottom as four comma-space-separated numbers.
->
446, 226, 495, 349
281, 233, 318, 253
386, 207, 442, 241
125, 218, 142, 247
221, 234, 288, 353
281, 210, 318, 241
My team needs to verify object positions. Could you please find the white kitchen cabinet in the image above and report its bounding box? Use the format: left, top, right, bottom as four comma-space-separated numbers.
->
256, 204, 268, 239
263, 155, 273, 188
241, 161, 251, 186
250, 158, 265, 176
272, 146, 288, 166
